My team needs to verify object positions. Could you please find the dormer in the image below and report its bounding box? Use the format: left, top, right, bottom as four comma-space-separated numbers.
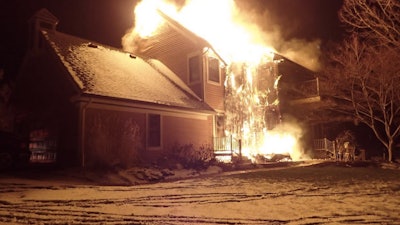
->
28, 8, 59, 51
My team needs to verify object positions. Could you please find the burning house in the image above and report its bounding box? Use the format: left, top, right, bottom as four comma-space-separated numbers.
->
121, 0, 320, 162
15, 1, 321, 167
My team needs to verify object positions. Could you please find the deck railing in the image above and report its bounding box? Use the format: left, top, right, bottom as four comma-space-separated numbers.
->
313, 138, 336, 159
213, 136, 241, 158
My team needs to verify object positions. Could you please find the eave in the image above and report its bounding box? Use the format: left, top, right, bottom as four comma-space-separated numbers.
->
71, 94, 217, 120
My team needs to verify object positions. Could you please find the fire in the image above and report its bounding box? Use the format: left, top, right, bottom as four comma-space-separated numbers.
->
129, 0, 176, 38
123, 0, 308, 162
125, 0, 274, 64
240, 122, 304, 162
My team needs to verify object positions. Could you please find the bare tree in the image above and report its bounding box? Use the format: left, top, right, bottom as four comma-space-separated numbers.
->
328, 0, 400, 162
339, 0, 400, 48
321, 35, 400, 162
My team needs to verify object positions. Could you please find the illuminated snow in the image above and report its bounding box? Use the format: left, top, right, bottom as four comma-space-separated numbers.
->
0, 162, 399, 224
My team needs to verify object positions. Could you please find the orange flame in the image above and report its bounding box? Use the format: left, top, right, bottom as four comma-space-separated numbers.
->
126, 0, 275, 64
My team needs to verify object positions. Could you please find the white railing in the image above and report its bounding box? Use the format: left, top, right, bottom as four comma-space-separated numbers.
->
213, 136, 241, 157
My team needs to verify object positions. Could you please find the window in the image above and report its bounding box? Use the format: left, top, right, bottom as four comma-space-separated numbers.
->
188, 55, 201, 83
147, 114, 161, 147
208, 57, 220, 83
215, 115, 225, 137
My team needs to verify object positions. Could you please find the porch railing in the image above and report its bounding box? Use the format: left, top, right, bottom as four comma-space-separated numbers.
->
213, 136, 241, 158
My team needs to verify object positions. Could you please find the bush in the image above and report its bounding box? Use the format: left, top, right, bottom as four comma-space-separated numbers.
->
86, 111, 143, 169
164, 143, 214, 169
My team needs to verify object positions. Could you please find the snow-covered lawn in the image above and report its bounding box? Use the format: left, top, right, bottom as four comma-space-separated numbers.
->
0, 161, 399, 224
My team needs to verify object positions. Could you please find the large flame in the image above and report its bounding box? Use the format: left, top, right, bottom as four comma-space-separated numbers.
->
125, 0, 275, 64
123, 0, 309, 162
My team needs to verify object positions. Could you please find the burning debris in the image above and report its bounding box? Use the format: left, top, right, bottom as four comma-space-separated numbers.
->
122, 0, 311, 162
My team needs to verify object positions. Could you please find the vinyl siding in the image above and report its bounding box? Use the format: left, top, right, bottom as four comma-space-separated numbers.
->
163, 115, 213, 150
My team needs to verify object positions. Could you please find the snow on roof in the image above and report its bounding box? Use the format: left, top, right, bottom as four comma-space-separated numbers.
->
42, 30, 214, 112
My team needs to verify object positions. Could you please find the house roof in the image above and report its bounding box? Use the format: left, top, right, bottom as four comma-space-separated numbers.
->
41, 30, 215, 113
274, 53, 316, 82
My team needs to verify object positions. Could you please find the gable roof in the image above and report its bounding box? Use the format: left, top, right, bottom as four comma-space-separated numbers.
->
41, 30, 215, 113
274, 53, 316, 82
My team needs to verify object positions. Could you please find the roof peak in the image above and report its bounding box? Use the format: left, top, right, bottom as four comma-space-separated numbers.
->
30, 8, 59, 27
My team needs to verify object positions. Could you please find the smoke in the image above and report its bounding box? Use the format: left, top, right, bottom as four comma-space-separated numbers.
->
233, 1, 322, 71
277, 39, 321, 71
121, 28, 138, 54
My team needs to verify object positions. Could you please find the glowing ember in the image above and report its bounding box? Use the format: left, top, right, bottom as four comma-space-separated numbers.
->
123, 0, 308, 162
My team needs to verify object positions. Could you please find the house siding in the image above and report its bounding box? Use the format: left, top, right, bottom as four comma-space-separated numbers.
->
204, 82, 225, 111
163, 115, 213, 151
80, 103, 214, 167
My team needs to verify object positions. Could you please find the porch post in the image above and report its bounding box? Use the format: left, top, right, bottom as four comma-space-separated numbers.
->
239, 139, 242, 161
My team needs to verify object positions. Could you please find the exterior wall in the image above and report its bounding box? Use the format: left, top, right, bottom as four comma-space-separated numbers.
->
163, 114, 213, 151
204, 82, 225, 111
81, 103, 214, 168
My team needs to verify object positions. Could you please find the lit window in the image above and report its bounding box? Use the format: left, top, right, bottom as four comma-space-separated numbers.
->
148, 114, 161, 147
208, 57, 220, 83
188, 55, 201, 83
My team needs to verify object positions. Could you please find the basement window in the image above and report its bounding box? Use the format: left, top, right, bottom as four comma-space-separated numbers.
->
147, 114, 161, 148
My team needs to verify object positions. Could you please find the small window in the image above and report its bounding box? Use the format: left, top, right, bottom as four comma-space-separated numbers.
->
188, 55, 201, 83
208, 57, 220, 83
147, 114, 161, 147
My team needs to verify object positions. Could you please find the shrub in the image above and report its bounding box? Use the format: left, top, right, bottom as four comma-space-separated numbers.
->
164, 142, 214, 169
86, 110, 143, 169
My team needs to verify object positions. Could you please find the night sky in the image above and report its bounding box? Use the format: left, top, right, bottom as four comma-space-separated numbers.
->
1, 0, 344, 80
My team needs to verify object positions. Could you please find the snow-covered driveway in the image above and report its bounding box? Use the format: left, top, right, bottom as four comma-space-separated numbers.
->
0, 162, 399, 224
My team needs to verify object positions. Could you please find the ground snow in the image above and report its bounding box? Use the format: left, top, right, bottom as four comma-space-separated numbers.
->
0, 160, 399, 224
